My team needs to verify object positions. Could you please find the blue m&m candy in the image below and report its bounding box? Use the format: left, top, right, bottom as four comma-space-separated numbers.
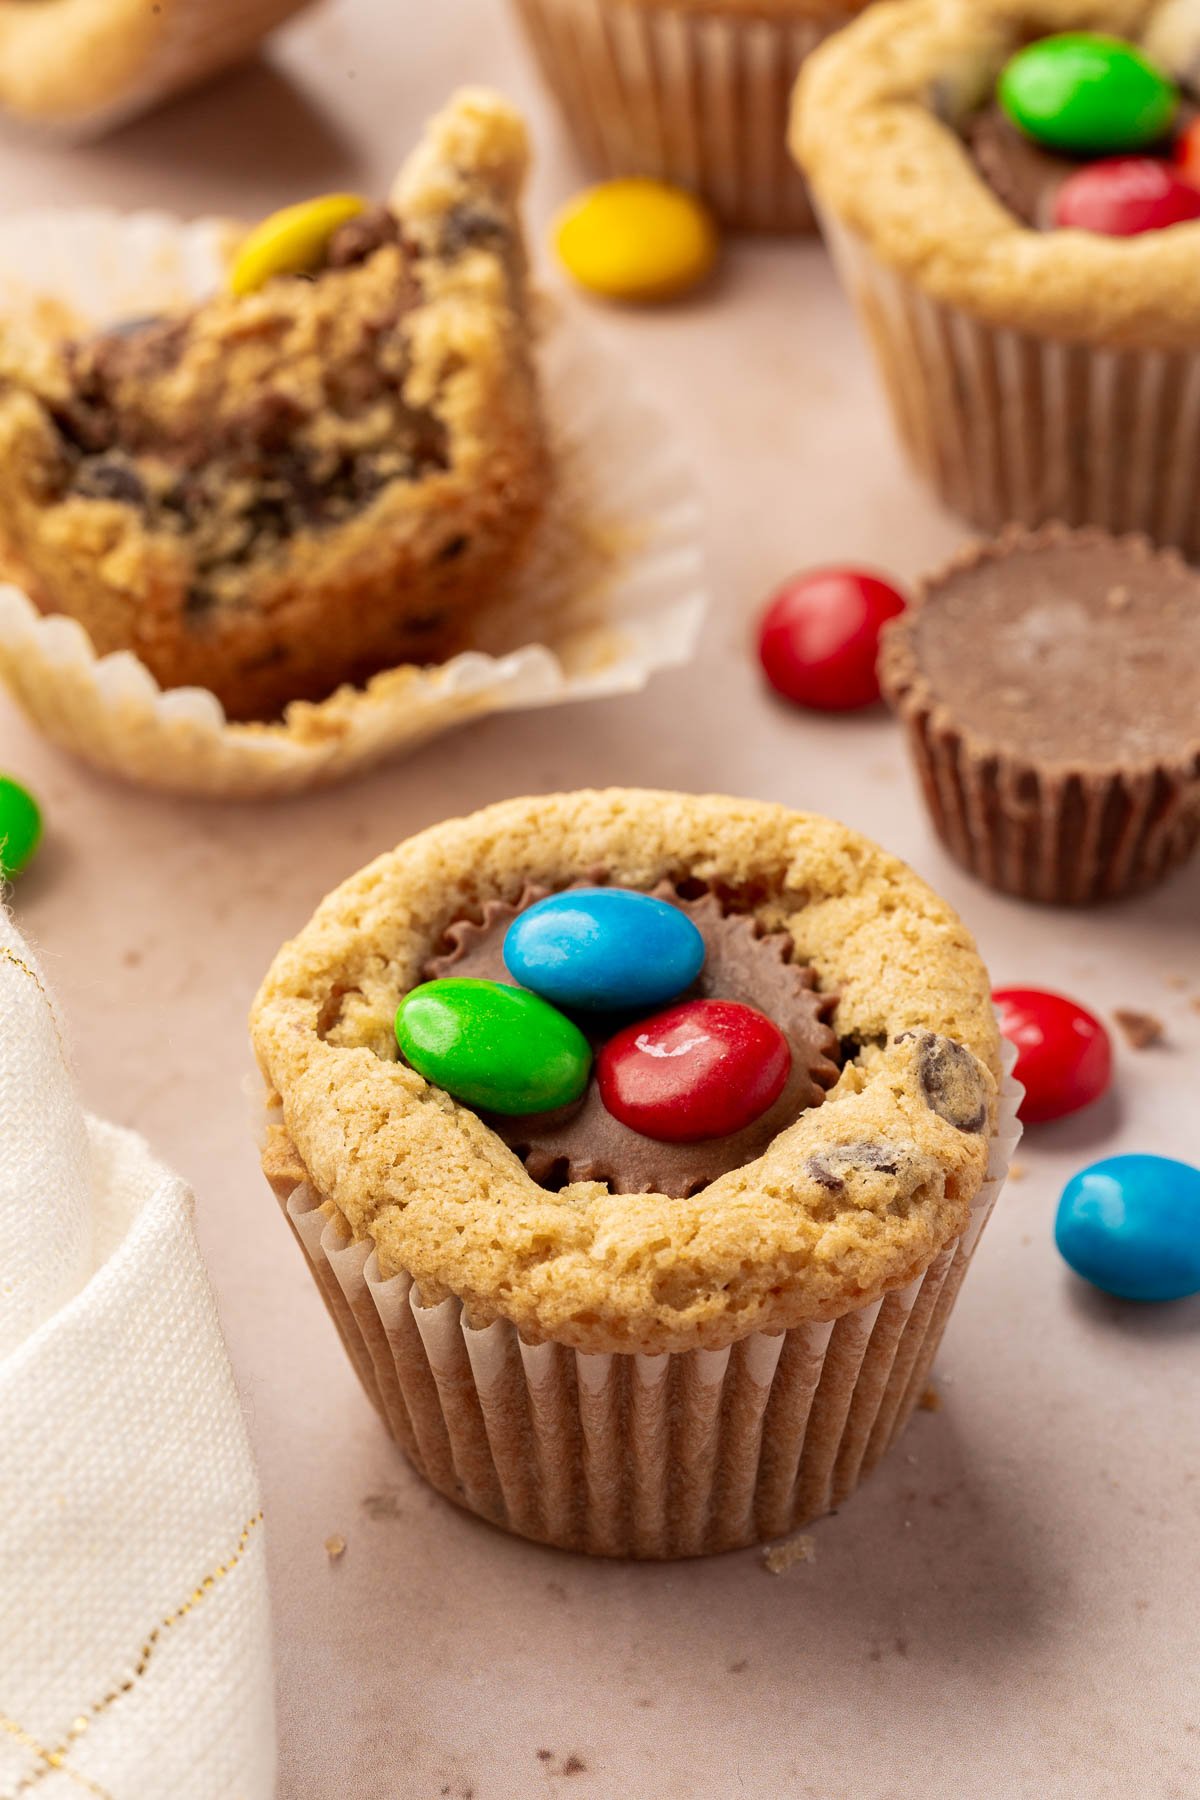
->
503, 887, 705, 1013
1055, 1154, 1200, 1302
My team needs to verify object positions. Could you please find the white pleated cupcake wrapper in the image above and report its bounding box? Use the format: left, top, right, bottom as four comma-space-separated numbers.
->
821, 211, 1200, 559
512, 0, 853, 231
276, 1039, 1020, 1559
0, 0, 312, 142
0, 209, 706, 799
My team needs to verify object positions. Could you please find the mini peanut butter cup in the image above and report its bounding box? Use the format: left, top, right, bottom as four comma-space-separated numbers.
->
881, 524, 1200, 905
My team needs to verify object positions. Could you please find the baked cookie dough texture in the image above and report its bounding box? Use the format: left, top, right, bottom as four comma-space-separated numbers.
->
794, 0, 1200, 351
252, 792, 1000, 1357
0, 0, 313, 135
0, 91, 546, 721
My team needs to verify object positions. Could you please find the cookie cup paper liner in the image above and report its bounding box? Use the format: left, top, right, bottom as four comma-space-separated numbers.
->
0, 209, 705, 800
883, 528, 1200, 906
512, 0, 858, 231
267, 1040, 1020, 1559
819, 211, 1200, 562
0, 0, 313, 141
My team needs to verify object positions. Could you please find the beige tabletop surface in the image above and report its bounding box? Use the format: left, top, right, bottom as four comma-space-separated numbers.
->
2, 4, 1199, 1798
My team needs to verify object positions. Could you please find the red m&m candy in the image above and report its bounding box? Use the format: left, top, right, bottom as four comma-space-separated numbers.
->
1053, 157, 1200, 236
993, 988, 1113, 1125
597, 999, 791, 1144
1172, 117, 1200, 187
756, 569, 907, 712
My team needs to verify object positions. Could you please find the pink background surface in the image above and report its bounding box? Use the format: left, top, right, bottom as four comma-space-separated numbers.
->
2, 4, 1198, 1796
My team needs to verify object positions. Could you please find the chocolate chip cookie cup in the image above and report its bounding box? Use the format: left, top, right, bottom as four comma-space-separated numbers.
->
512, 0, 872, 232
0, 0, 313, 139
251, 791, 1021, 1558
792, 0, 1200, 555
881, 525, 1200, 905
0, 96, 705, 799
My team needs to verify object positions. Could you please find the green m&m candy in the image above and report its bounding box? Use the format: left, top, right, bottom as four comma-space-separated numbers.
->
998, 33, 1178, 155
0, 775, 42, 877
395, 978, 591, 1116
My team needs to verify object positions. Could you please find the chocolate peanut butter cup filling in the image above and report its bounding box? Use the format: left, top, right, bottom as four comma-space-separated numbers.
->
964, 105, 1076, 228
424, 882, 841, 1199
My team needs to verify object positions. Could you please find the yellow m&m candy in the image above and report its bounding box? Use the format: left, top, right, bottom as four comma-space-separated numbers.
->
553, 178, 719, 304
229, 194, 368, 297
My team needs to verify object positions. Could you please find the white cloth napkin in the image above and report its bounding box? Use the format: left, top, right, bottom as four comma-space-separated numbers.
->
0, 910, 274, 1800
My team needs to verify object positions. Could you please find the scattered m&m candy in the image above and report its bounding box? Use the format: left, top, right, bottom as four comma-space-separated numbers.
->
396, 978, 591, 1116
993, 988, 1112, 1125
757, 568, 907, 711
998, 33, 1178, 156
1053, 157, 1200, 235
229, 194, 367, 297
1056, 1154, 1200, 1301
0, 775, 42, 878
553, 178, 719, 304
504, 887, 705, 1013
597, 999, 791, 1144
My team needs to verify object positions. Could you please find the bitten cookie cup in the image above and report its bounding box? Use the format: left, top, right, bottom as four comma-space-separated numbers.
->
0, 92, 547, 727
251, 791, 1022, 1558
881, 525, 1200, 906
792, 0, 1200, 555
511, 0, 872, 231
0, 117, 705, 799
0, 0, 312, 139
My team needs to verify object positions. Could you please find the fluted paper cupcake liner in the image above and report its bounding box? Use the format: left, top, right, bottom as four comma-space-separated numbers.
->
821, 213, 1200, 561
513, 0, 855, 231
0, 0, 313, 141
0, 209, 705, 801
267, 1040, 1020, 1559
884, 527, 1200, 906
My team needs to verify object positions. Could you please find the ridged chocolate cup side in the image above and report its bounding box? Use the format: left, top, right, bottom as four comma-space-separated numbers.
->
511, 0, 857, 232
880, 525, 1200, 907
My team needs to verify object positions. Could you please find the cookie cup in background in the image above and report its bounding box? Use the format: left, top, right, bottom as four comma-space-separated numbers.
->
880, 526, 1200, 906
792, 0, 1200, 555
0, 123, 704, 797
251, 791, 1021, 1558
0, 0, 313, 139
511, 0, 872, 230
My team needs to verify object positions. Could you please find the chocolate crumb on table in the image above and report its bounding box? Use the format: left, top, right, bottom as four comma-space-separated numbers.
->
1114, 1009, 1167, 1050
918, 1383, 942, 1412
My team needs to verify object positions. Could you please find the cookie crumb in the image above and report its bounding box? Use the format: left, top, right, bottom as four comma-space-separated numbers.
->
1114, 1009, 1165, 1051
1007, 1160, 1027, 1182
762, 1532, 816, 1574
324, 1534, 346, 1561
362, 1490, 404, 1520
918, 1383, 942, 1413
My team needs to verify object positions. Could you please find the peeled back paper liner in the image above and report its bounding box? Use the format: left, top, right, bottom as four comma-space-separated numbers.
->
269, 1039, 1021, 1560
0, 0, 314, 142
819, 210, 1200, 561
0, 208, 706, 800
512, 0, 859, 232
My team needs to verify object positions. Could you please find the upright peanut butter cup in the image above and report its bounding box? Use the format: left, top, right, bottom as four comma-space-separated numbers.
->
881, 525, 1200, 905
